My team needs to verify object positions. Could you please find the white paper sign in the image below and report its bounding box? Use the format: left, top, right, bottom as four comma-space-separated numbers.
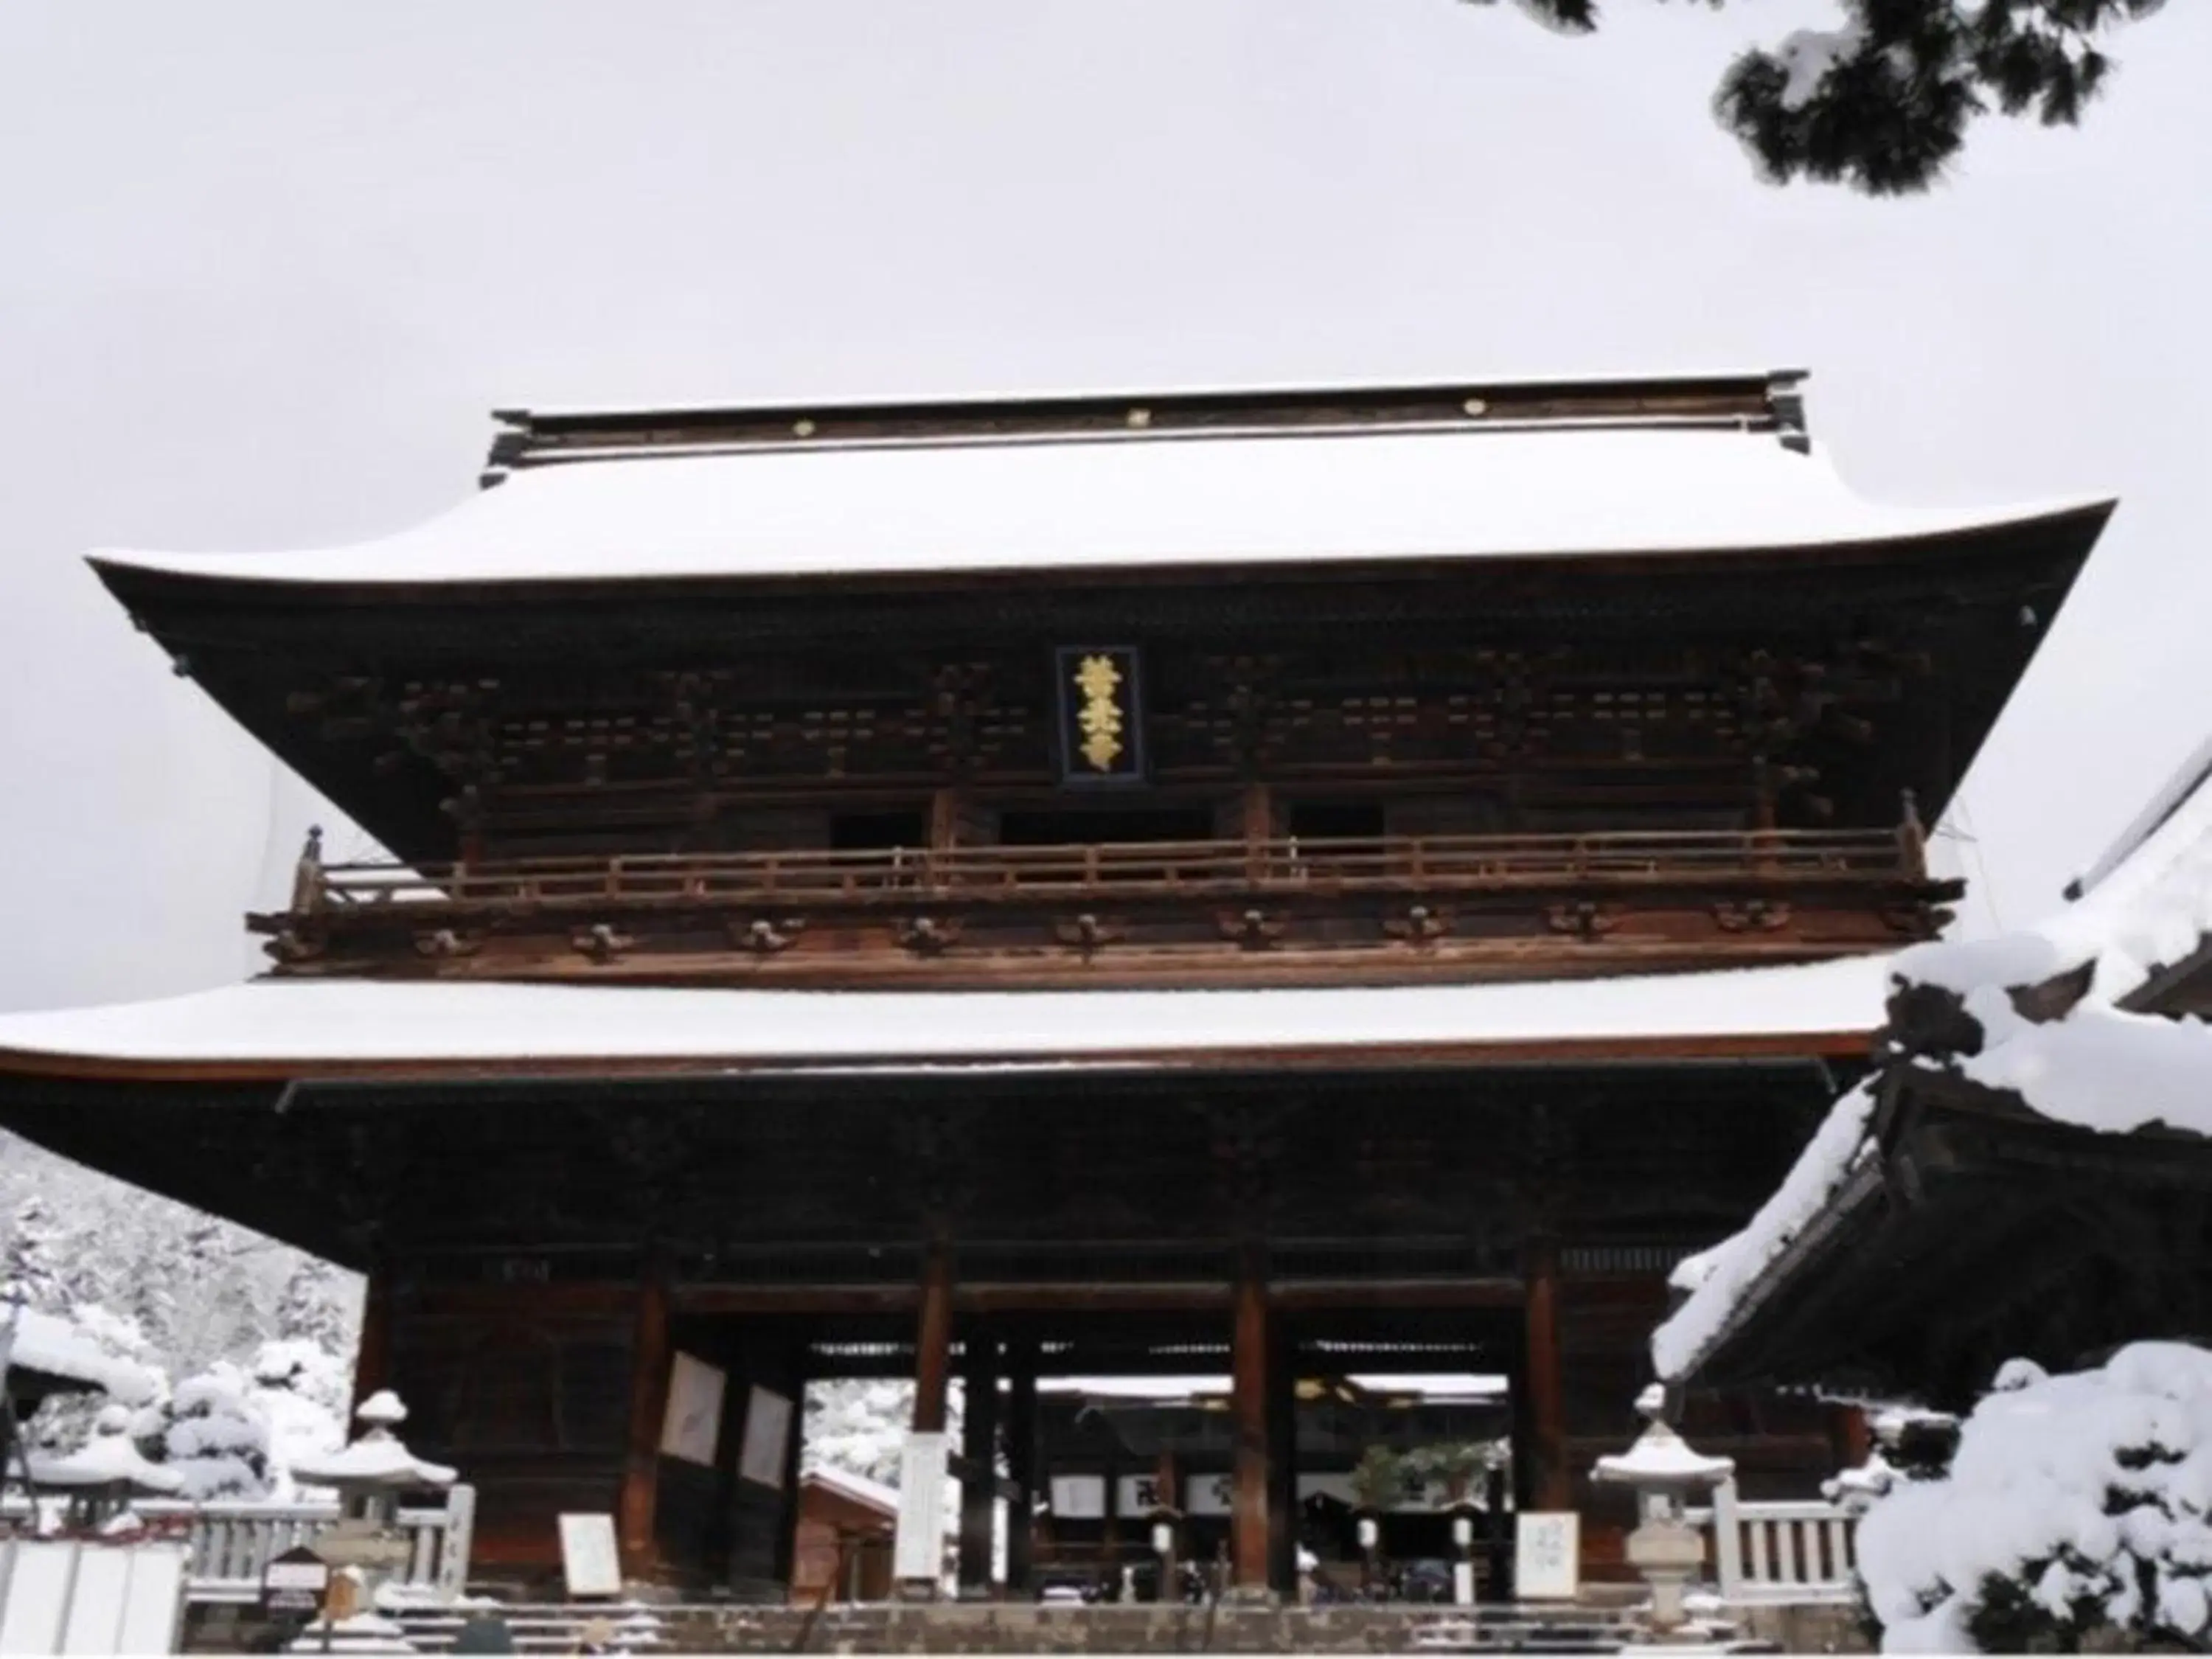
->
1514, 1511, 1580, 1600
659, 1352, 727, 1467
738, 1385, 793, 1489
1050, 1474, 1104, 1519
558, 1513, 623, 1599
894, 1431, 949, 1582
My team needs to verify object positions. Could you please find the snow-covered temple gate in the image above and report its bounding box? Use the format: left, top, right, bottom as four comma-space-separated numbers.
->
0, 372, 2112, 1601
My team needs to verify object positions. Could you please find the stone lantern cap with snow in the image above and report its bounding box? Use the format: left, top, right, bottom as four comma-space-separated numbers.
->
1590, 1385, 1735, 1518
27, 1405, 185, 1496
288, 1391, 456, 1495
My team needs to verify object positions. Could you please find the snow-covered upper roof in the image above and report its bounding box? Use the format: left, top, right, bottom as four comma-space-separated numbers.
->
0, 956, 1890, 1076
87, 422, 2107, 590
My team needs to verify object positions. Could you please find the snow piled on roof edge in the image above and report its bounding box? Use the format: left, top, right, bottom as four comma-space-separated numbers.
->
1652, 735, 2212, 1384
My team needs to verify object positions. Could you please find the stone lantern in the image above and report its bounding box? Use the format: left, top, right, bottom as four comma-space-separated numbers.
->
290, 1391, 456, 1527
1590, 1385, 1733, 1635
284, 1392, 456, 1654
27, 1404, 183, 1529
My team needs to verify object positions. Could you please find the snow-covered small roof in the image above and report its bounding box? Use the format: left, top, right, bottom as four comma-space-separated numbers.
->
1655, 727, 2212, 1384
1590, 1423, 1735, 1488
0, 1307, 158, 1402
27, 1413, 184, 1493
0, 956, 1888, 1077
804, 1464, 902, 1517
288, 1419, 455, 1490
88, 422, 2107, 590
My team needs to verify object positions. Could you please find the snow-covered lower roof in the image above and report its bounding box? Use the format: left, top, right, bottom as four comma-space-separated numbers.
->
1654, 728, 2212, 1383
1, 1308, 159, 1402
87, 423, 2107, 589
0, 956, 1890, 1077
27, 1418, 184, 1494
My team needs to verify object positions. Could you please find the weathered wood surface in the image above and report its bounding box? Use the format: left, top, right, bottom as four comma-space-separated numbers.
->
257, 825, 1952, 987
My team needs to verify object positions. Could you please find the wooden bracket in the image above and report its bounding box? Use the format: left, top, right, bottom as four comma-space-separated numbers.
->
571, 922, 636, 962
1713, 899, 1792, 933
1217, 908, 1286, 950
1053, 912, 1122, 955
729, 916, 807, 954
1383, 904, 1451, 944
1881, 901, 1943, 936
264, 927, 326, 965
412, 928, 484, 959
897, 916, 961, 956
1545, 902, 1618, 942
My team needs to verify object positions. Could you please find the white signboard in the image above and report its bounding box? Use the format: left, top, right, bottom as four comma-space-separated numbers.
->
658, 1352, 726, 1467
738, 1384, 794, 1489
1514, 1511, 1581, 1600
1049, 1474, 1104, 1519
557, 1513, 624, 1599
894, 1431, 949, 1582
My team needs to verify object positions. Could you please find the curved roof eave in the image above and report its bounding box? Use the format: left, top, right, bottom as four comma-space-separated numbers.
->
0, 958, 1888, 1082
81, 427, 2115, 593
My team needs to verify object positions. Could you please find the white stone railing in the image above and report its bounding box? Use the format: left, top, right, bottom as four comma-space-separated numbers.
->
0, 1484, 475, 1605
1688, 1478, 1859, 1606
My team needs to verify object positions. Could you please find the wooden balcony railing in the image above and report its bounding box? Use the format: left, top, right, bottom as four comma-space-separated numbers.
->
291, 825, 1927, 918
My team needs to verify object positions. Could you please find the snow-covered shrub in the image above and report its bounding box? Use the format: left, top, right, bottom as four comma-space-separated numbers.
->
1857, 1343, 2212, 1653
157, 1363, 271, 1499
248, 1338, 349, 1498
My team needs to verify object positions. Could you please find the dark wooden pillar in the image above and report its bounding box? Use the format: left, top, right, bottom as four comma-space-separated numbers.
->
1004, 1340, 1038, 1596
913, 1240, 954, 1436
1523, 1234, 1571, 1512
1230, 1242, 1272, 1595
349, 1262, 392, 1414
619, 1264, 673, 1580
1834, 1402, 1873, 1469
958, 1338, 1000, 1597
1103, 1433, 1124, 1579
1265, 1321, 1298, 1596
1154, 1449, 1181, 1600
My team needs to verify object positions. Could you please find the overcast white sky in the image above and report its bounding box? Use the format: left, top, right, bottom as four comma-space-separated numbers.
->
1, 0, 2205, 1013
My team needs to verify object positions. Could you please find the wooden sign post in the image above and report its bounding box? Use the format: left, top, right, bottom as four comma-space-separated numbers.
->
262, 1544, 330, 1617
1513, 1512, 1581, 1601
558, 1513, 624, 1600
